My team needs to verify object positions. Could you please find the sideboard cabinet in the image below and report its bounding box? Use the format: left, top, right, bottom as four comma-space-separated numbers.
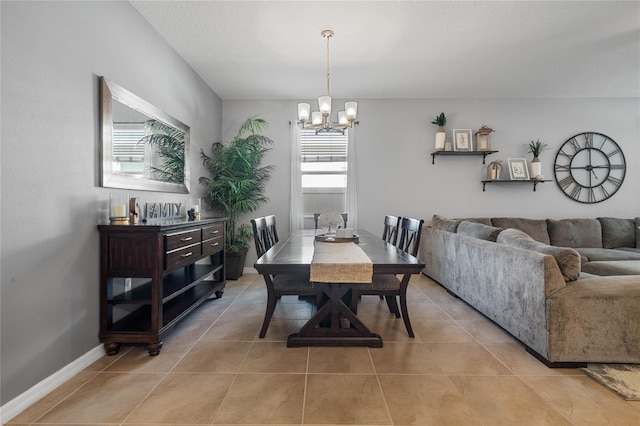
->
98, 218, 226, 356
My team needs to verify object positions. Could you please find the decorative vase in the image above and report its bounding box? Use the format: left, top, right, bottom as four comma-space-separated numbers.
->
531, 156, 542, 178
435, 126, 446, 151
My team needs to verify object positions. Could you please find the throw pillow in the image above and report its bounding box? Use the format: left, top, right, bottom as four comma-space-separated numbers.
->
547, 218, 602, 248
491, 217, 550, 244
598, 217, 636, 248
457, 221, 503, 242
431, 214, 462, 233
497, 228, 581, 281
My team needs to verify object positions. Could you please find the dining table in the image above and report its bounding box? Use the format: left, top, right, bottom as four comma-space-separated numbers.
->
254, 229, 425, 347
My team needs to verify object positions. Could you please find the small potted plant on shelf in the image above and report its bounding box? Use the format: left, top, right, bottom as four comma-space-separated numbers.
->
431, 112, 447, 151
200, 116, 275, 279
528, 139, 549, 179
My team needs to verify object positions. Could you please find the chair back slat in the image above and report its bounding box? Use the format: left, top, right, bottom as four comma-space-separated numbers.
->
251, 217, 270, 258
264, 215, 279, 246
397, 217, 425, 257
382, 215, 401, 245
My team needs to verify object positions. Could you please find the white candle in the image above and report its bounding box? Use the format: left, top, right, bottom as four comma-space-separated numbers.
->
112, 204, 127, 218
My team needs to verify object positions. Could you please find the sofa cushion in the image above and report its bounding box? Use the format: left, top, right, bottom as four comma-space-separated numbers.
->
431, 214, 462, 232
598, 217, 636, 248
581, 260, 640, 276
547, 218, 602, 248
491, 217, 550, 244
573, 247, 640, 262
457, 221, 502, 242
497, 228, 581, 281
460, 217, 493, 226
636, 217, 640, 248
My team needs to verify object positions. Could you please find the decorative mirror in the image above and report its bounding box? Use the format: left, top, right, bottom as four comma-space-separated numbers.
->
99, 76, 190, 193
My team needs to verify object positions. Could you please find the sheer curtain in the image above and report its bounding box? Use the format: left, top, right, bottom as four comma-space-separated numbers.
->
289, 121, 304, 231
346, 126, 358, 230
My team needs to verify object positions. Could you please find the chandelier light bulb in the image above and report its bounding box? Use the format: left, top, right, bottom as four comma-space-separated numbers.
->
318, 96, 332, 116
345, 102, 358, 121
338, 111, 348, 125
311, 111, 323, 125
297, 103, 311, 122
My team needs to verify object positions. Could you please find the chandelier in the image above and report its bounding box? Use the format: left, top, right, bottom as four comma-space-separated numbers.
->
297, 29, 358, 134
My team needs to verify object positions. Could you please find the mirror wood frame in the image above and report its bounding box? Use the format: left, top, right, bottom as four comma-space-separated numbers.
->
99, 76, 191, 193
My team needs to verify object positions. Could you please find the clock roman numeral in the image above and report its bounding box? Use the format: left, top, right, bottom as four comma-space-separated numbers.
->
606, 175, 622, 187
570, 184, 582, 200
600, 185, 610, 199
606, 148, 621, 158
558, 175, 575, 190
568, 137, 581, 152
583, 133, 593, 148
610, 164, 625, 170
588, 188, 596, 203
554, 163, 570, 172
558, 149, 573, 159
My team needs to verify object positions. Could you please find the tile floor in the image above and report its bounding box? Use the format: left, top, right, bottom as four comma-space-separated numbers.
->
7, 273, 640, 425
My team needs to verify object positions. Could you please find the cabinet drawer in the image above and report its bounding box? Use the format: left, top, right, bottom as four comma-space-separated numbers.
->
165, 229, 202, 251
165, 243, 201, 271
202, 236, 224, 256
202, 224, 224, 240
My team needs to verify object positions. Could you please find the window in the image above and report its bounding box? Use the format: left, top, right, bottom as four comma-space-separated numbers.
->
300, 129, 348, 227
112, 122, 147, 175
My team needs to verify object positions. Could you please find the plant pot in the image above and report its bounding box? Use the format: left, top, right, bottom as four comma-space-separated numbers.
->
224, 248, 248, 280
435, 126, 446, 151
531, 156, 542, 178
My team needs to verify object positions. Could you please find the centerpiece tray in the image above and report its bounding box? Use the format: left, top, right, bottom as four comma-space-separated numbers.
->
315, 234, 359, 243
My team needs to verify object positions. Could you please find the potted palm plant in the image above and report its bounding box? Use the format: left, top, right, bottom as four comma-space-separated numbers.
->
199, 117, 275, 279
528, 139, 549, 178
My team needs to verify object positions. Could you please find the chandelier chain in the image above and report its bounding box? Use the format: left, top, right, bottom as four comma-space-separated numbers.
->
325, 31, 331, 96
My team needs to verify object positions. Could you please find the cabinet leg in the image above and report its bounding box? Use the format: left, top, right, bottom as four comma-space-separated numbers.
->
104, 342, 121, 356
215, 290, 224, 298
147, 342, 163, 356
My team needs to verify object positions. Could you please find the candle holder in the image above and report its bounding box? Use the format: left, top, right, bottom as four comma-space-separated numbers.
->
188, 198, 201, 221
109, 193, 130, 225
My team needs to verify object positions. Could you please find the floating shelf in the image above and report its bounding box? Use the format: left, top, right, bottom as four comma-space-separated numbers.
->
431, 150, 498, 164
481, 179, 551, 192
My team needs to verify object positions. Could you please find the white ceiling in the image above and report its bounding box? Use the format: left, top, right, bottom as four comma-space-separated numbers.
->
131, 0, 640, 100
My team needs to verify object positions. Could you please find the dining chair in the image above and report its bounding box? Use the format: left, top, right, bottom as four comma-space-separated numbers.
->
251, 216, 323, 338
382, 215, 401, 245
264, 214, 279, 247
313, 212, 348, 230
351, 217, 425, 334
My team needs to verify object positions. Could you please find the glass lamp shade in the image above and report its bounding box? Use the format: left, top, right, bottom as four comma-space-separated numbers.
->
297, 103, 310, 122
311, 111, 323, 125
318, 96, 332, 116
338, 111, 348, 125
345, 101, 358, 121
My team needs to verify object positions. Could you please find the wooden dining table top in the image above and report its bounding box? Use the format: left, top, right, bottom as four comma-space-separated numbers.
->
254, 229, 425, 276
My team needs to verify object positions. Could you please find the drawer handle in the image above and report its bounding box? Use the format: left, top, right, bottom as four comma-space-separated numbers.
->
180, 236, 193, 242
209, 230, 219, 234
180, 252, 193, 258
210, 242, 219, 247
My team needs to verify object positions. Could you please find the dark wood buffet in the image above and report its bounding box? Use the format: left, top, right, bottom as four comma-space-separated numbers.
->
98, 218, 226, 356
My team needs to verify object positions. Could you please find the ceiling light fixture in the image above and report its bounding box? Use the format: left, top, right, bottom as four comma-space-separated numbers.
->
297, 29, 358, 134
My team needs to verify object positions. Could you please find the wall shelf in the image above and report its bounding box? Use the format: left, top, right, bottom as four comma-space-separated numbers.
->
481, 179, 551, 192
431, 150, 498, 164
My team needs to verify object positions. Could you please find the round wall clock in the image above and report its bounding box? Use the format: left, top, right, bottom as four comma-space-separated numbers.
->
553, 132, 626, 203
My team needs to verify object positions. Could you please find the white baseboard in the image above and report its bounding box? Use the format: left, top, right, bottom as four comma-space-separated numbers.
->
0, 344, 106, 424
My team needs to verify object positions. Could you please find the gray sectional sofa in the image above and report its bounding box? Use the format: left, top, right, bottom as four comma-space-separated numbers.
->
419, 215, 640, 366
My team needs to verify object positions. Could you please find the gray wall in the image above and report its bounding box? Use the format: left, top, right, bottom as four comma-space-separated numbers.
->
1, 1, 222, 404
223, 98, 640, 267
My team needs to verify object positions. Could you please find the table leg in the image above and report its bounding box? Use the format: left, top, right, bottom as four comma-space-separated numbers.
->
288, 283, 383, 347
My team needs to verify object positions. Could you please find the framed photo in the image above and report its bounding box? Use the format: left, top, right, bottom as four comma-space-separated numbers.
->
508, 158, 530, 180
453, 129, 473, 151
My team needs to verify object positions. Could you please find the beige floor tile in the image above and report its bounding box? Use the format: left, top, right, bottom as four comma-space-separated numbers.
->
370, 342, 443, 374
522, 374, 640, 425
428, 342, 512, 375
7, 371, 98, 424
405, 299, 450, 320
484, 342, 583, 376
304, 374, 392, 425
82, 346, 132, 371
271, 301, 314, 319
35, 372, 164, 424
357, 316, 419, 342
456, 319, 518, 344
199, 314, 262, 342
239, 342, 308, 373
308, 347, 375, 374
256, 318, 308, 342
437, 300, 486, 320
449, 375, 572, 425
124, 373, 235, 424
185, 297, 232, 321
172, 341, 253, 373
411, 319, 475, 343
103, 342, 188, 373
213, 374, 305, 424
379, 374, 481, 425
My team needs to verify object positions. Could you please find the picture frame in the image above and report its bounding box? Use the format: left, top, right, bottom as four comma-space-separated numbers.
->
508, 158, 530, 180
453, 129, 473, 151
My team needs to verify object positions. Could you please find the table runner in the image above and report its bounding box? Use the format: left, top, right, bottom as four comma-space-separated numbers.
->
310, 241, 373, 283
